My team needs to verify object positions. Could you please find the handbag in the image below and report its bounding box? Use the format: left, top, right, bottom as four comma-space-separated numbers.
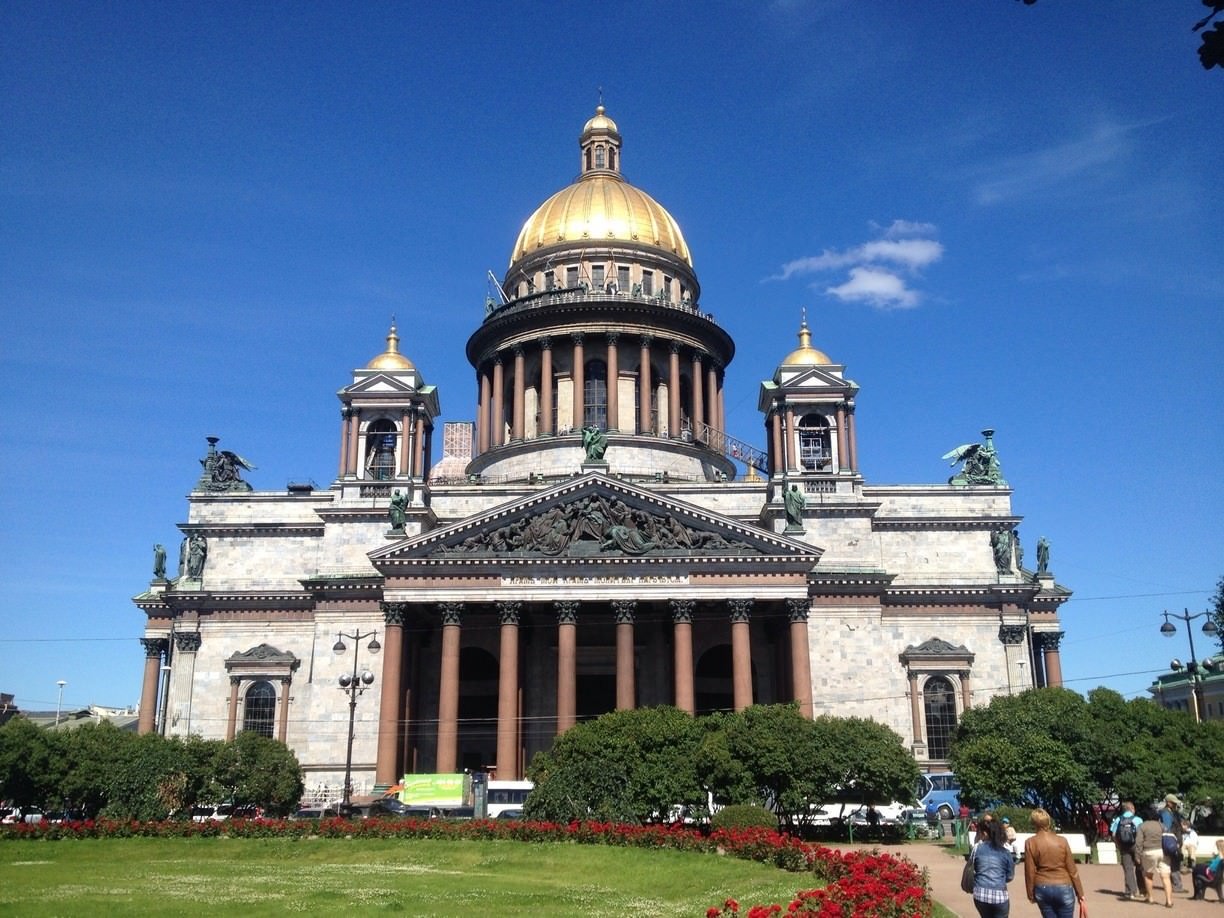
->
1161, 833, 1179, 857
961, 846, 976, 893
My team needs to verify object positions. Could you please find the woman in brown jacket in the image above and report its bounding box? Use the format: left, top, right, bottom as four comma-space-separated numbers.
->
1023, 808, 1085, 918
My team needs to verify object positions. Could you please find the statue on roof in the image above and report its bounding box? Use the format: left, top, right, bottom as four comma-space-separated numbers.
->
942, 428, 1007, 487
582, 426, 608, 462
991, 530, 1013, 572
388, 489, 408, 533
783, 483, 807, 530
1036, 536, 1051, 575
152, 543, 167, 580
196, 437, 255, 493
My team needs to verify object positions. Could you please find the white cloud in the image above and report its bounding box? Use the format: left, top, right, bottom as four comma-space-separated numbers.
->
770, 220, 942, 310
825, 267, 919, 310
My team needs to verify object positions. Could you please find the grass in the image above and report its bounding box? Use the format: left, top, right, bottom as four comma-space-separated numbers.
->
0, 836, 821, 917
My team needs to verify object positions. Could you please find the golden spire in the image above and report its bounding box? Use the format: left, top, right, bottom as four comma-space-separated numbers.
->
366, 319, 415, 370
781, 308, 832, 366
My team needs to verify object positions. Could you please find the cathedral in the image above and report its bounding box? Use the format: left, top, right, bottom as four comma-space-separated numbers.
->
134, 107, 1070, 796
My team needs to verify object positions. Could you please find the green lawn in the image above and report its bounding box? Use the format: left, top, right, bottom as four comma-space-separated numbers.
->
0, 837, 818, 916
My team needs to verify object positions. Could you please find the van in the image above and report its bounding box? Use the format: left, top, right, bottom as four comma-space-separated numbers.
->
486, 780, 533, 818
916, 772, 961, 820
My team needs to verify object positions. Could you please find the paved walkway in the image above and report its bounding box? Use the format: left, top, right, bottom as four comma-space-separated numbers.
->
844, 840, 1223, 917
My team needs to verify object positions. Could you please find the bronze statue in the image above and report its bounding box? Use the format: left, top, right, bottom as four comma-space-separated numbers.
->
196, 437, 255, 493
783, 483, 806, 529
942, 428, 1007, 487
152, 543, 167, 580
581, 426, 608, 461
186, 533, 208, 578
388, 490, 408, 532
1036, 536, 1050, 574
991, 530, 1012, 572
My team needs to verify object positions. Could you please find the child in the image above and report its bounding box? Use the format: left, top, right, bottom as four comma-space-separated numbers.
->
1192, 838, 1224, 901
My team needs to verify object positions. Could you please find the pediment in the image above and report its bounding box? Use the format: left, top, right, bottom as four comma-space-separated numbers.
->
226, 643, 298, 666
777, 365, 853, 390
341, 373, 419, 396
370, 473, 821, 564
900, 637, 973, 661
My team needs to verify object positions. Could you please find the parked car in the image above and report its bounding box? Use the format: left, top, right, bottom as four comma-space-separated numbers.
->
290, 806, 339, 820
363, 798, 439, 820
1, 807, 43, 825
495, 808, 525, 820
439, 806, 474, 820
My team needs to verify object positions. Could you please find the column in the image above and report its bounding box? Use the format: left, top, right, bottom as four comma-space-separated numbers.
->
436, 602, 463, 773
691, 351, 704, 440
414, 414, 426, 480
668, 343, 681, 438
511, 346, 525, 441
338, 408, 352, 478
605, 333, 619, 431
555, 601, 578, 734
478, 368, 491, 454
496, 601, 521, 780
400, 410, 412, 476
784, 405, 797, 471
225, 676, 240, 741
277, 677, 292, 742
376, 601, 407, 786
958, 670, 973, 712
835, 404, 848, 473
571, 333, 585, 431
613, 600, 636, 710
346, 410, 360, 478
786, 598, 813, 718
846, 400, 858, 472
539, 338, 554, 436
770, 412, 783, 478
638, 336, 652, 434
705, 362, 718, 436
908, 672, 924, 746
729, 599, 754, 711
1041, 631, 1065, 688
491, 356, 505, 448
137, 638, 165, 734
670, 600, 695, 715
717, 369, 726, 436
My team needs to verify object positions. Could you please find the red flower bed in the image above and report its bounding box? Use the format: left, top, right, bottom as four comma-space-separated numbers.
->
1, 817, 930, 916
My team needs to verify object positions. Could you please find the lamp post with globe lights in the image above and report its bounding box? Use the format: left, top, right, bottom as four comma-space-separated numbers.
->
1160, 608, 1220, 723
334, 629, 380, 815
55, 680, 66, 728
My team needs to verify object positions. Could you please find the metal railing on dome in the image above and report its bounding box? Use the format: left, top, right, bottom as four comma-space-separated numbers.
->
485, 284, 720, 326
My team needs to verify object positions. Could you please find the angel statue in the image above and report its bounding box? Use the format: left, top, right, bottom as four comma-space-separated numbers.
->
941, 428, 1006, 487
581, 425, 608, 462
197, 436, 256, 493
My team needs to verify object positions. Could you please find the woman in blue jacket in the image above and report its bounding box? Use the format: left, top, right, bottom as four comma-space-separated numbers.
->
971, 818, 1016, 917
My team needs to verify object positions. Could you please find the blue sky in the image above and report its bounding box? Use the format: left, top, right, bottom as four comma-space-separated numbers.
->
2, 2, 1221, 714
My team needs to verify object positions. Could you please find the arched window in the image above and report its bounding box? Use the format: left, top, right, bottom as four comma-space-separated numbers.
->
923, 676, 957, 760
608, 148, 616, 171
584, 359, 607, 430
634, 363, 660, 434
595, 144, 605, 168
242, 680, 276, 738
798, 414, 831, 470
365, 418, 398, 481
585, 148, 592, 171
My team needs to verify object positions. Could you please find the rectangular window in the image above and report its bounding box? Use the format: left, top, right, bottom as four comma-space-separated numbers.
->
642, 271, 654, 296
544, 270, 555, 290
617, 265, 630, 291
663, 276, 672, 302
592, 265, 605, 289
566, 266, 579, 288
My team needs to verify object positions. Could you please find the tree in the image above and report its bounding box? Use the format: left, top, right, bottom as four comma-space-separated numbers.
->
0, 717, 62, 808
211, 731, 303, 816
526, 706, 705, 824
1210, 574, 1224, 653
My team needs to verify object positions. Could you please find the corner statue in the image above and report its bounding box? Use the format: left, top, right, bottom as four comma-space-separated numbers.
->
388, 489, 408, 532
783, 483, 806, 529
196, 436, 255, 493
1036, 536, 1051, 575
152, 543, 167, 580
942, 428, 1007, 487
581, 426, 608, 462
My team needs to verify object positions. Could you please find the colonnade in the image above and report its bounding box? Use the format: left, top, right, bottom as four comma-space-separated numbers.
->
474, 334, 727, 453
767, 399, 858, 476
337, 406, 433, 480
374, 596, 813, 784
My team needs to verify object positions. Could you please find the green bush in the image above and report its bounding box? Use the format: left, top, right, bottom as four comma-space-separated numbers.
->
711, 804, 778, 832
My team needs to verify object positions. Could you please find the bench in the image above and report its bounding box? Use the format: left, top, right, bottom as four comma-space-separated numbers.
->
1014, 832, 1092, 863
1193, 835, 1224, 860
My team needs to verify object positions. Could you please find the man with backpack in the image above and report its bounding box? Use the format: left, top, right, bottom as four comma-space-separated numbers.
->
1111, 801, 1146, 900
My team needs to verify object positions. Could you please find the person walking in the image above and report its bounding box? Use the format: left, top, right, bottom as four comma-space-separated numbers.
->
1160, 793, 1187, 893
1138, 809, 1175, 907
1110, 800, 1146, 901
970, 818, 1015, 917
1023, 808, 1085, 918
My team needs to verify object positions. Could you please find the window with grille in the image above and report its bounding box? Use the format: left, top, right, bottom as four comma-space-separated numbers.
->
923, 676, 957, 760
584, 359, 607, 430
242, 680, 276, 738
365, 419, 398, 481
798, 414, 831, 470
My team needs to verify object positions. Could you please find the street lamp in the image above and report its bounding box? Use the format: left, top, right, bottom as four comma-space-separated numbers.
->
55, 680, 66, 728
334, 629, 380, 815
1160, 608, 1220, 722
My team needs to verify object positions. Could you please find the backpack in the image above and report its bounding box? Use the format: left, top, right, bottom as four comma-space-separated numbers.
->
1115, 815, 1137, 847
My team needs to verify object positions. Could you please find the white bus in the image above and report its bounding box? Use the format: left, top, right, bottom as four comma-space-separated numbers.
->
486, 780, 534, 818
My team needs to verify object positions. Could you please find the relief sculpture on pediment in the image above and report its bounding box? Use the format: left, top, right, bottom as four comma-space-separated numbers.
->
440, 494, 752, 557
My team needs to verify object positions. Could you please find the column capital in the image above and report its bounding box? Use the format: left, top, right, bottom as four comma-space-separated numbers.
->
998, 624, 1027, 645
670, 340, 682, 354
230, 674, 241, 686
640, 334, 653, 348
512, 344, 525, 357
1036, 630, 1065, 650
341, 405, 355, 419
555, 600, 579, 625
439, 602, 464, 626
381, 601, 410, 626
174, 631, 201, 653
606, 331, 619, 345
140, 637, 168, 658
493, 353, 504, 366
612, 600, 637, 624
669, 599, 694, 624
785, 598, 810, 623
571, 331, 584, 345
497, 601, 522, 626
539, 336, 552, 351
728, 599, 754, 623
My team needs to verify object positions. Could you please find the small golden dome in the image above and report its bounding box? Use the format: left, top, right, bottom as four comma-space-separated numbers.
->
582, 104, 619, 138
510, 175, 691, 267
781, 313, 832, 366
366, 323, 416, 370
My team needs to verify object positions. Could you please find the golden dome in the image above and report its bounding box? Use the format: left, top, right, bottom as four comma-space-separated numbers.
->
510, 175, 692, 267
781, 313, 832, 366
581, 104, 619, 138
366, 323, 416, 371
